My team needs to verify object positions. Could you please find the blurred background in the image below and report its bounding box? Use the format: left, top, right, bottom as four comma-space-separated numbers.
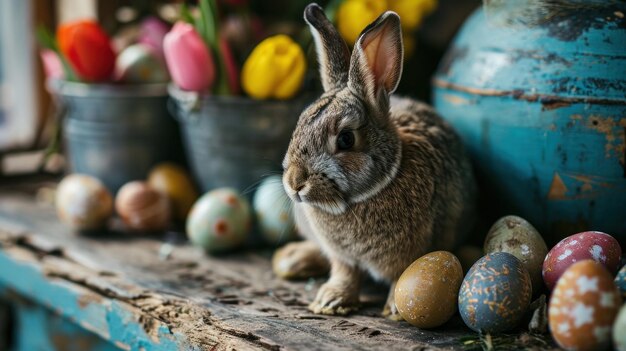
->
0, 0, 479, 178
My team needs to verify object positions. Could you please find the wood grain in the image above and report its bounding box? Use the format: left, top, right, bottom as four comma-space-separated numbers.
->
0, 180, 556, 350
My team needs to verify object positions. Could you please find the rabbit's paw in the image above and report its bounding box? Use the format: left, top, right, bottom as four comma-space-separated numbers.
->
309, 282, 359, 315
272, 241, 330, 280
382, 284, 404, 321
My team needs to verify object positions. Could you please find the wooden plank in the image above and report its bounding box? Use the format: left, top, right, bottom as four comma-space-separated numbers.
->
0, 181, 556, 350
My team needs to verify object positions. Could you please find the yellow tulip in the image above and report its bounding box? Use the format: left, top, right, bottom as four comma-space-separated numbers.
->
388, 0, 438, 32
241, 35, 306, 100
337, 0, 388, 46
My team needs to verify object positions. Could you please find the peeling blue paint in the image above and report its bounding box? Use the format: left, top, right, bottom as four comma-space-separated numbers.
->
433, 7, 626, 244
0, 252, 198, 350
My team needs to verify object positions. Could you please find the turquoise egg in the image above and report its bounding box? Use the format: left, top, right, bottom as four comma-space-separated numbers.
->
253, 176, 296, 245
458, 252, 532, 333
186, 188, 251, 253
616, 265, 626, 300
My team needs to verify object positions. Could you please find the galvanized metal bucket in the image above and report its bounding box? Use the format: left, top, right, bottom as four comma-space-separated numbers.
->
168, 85, 311, 194
50, 80, 184, 193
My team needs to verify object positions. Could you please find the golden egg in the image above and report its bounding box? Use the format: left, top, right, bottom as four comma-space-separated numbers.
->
115, 181, 171, 231
148, 163, 198, 221
395, 251, 463, 328
56, 174, 113, 230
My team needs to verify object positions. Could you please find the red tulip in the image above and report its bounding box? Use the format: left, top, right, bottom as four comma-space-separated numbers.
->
219, 36, 240, 95
57, 20, 116, 82
164, 22, 215, 92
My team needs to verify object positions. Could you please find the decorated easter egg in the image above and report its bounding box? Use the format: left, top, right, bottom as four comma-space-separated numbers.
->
56, 174, 113, 230
549, 260, 622, 351
614, 304, 626, 351
115, 181, 171, 231
115, 43, 169, 83
148, 163, 198, 221
484, 215, 548, 294
459, 252, 532, 333
253, 176, 296, 245
616, 265, 626, 300
543, 231, 622, 290
395, 251, 463, 328
186, 188, 251, 253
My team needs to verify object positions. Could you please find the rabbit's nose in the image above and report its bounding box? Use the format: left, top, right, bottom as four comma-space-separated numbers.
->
286, 166, 308, 198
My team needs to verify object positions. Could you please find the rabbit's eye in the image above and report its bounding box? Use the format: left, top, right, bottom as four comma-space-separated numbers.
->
337, 130, 355, 151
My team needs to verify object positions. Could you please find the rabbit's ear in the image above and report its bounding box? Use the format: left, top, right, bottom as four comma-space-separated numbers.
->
304, 3, 351, 91
348, 11, 403, 110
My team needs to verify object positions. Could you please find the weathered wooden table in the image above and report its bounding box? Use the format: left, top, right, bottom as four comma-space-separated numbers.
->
0, 178, 556, 350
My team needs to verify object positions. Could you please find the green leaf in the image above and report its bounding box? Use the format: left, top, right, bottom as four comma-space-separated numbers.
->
199, 0, 216, 47
35, 25, 78, 81
179, 3, 195, 24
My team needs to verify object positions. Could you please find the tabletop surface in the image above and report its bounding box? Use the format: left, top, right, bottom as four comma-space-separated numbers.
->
0, 177, 556, 351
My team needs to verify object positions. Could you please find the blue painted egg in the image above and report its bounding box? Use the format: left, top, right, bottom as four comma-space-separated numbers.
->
459, 252, 532, 333
433, 5, 626, 244
252, 176, 297, 245
616, 265, 626, 300
186, 188, 251, 253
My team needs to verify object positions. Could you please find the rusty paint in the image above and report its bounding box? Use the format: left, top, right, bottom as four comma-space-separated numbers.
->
541, 100, 571, 111
442, 94, 471, 106
547, 173, 567, 200
433, 79, 626, 106
77, 293, 103, 308
586, 115, 626, 163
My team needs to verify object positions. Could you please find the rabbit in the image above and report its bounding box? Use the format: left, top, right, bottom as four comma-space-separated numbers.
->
279, 3, 477, 318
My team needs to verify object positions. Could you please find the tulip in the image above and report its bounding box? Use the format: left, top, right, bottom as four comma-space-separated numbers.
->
388, 0, 438, 32
219, 36, 240, 95
138, 16, 170, 60
241, 35, 306, 100
40, 49, 65, 80
57, 20, 116, 82
337, 0, 387, 46
164, 22, 215, 92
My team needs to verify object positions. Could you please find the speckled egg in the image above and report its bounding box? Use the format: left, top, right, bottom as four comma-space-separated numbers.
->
115, 44, 169, 83
615, 265, 626, 300
395, 251, 463, 328
253, 176, 296, 245
186, 188, 251, 253
56, 174, 113, 230
115, 181, 171, 231
549, 260, 622, 351
148, 163, 198, 221
459, 252, 532, 333
484, 215, 548, 294
543, 231, 622, 290
614, 304, 626, 351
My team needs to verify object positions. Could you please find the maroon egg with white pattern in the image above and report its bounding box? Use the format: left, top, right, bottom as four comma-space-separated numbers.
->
543, 231, 622, 290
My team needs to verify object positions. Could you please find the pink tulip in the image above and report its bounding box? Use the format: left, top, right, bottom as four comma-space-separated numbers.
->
138, 16, 170, 60
164, 22, 215, 92
40, 49, 65, 80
